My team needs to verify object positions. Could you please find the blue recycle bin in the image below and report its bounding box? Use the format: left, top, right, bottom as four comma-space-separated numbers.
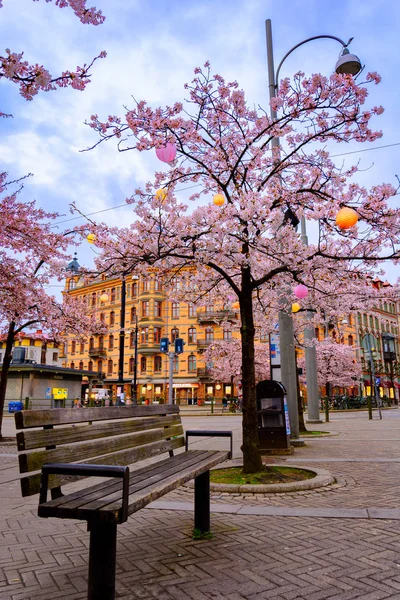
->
8, 401, 24, 413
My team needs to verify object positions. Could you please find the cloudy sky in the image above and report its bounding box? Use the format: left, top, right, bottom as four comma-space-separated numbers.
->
1, 0, 399, 293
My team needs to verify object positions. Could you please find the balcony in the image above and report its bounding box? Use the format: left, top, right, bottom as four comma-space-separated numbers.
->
197, 338, 214, 349
88, 347, 107, 359
136, 343, 161, 355
197, 309, 238, 324
197, 367, 212, 379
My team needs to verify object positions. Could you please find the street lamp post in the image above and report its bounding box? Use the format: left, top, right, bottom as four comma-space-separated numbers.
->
265, 19, 362, 434
132, 315, 138, 404
117, 275, 126, 390
364, 332, 382, 420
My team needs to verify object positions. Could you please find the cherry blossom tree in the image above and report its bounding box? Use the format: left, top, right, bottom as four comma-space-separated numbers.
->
85, 63, 400, 472
299, 339, 362, 395
0, 0, 105, 103
204, 339, 270, 387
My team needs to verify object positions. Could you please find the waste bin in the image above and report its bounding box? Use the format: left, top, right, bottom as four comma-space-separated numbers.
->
256, 380, 291, 451
8, 401, 24, 413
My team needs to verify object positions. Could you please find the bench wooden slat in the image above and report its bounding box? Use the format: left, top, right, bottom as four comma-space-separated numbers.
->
17, 414, 181, 450
19, 424, 184, 473
15, 404, 179, 429
40, 450, 217, 520
22, 436, 185, 496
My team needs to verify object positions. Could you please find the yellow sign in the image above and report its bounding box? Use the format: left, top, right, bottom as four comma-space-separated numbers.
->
53, 388, 68, 400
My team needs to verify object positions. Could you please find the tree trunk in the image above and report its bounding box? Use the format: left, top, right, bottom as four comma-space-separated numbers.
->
0, 321, 16, 440
240, 269, 263, 473
296, 364, 307, 434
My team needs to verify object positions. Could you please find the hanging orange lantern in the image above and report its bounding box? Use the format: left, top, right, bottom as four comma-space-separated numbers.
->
292, 302, 301, 313
232, 301, 240, 310
100, 293, 109, 303
336, 207, 358, 229
155, 188, 167, 202
213, 193, 225, 206
86, 233, 96, 244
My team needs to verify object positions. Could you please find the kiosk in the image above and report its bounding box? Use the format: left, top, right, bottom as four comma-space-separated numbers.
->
256, 380, 291, 452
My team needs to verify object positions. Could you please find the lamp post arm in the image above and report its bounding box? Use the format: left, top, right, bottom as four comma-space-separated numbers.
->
274, 34, 351, 89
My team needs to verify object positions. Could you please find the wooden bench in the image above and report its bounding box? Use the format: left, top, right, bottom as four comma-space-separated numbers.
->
14, 405, 232, 600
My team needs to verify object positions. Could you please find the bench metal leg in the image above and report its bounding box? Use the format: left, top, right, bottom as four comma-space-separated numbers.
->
88, 521, 117, 600
194, 470, 210, 533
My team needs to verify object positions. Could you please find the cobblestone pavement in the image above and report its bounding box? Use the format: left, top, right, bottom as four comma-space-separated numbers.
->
1, 409, 400, 599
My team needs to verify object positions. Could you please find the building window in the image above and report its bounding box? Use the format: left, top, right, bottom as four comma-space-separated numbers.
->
171, 302, 180, 318
79, 361, 84, 370
108, 335, 114, 350
129, 357, 135, 374
173, 355, 179, 372
223, 330, 232, 341
70, 362, 75, 369
91, 292, 96, 307
132, 282, 138, 297
142, 278, 149, 292
71, 341, 76, 354
129, 332, 135, 348
52, 352, 58, 362
141, 301, 149, 317
154, 276, 161, 291
80, 341, 85, 353
171, 327, 179, 342
110, 311, 115, 326
154, 300, 162, 317
69, 279, 76, 290
99, 335, 104, 349
107, 359, 113, 375
188, 304, 196, 318
130, 306, 137, 322
110, 288, 116, 303
188, 355, 196, 372
188, 327, 197, 343
348, 334, 354, 346
153, 327, 162, 343
140, 356, 147, 372
97, 360, 103, 373
100, 313, 105, 323
205, 327, 214, 342
89, 337, 94, 351
140, 327, 149, 343
154, 355, 162, 372
315, 327, 320, 340
88, 360, 93, 371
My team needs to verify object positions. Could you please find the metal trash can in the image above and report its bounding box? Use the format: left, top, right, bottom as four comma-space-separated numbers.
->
256, 380, 291, 452
8, 401, 24, 413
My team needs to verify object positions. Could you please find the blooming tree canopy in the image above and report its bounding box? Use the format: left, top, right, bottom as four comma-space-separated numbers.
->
0, 0, 105, 103
299, 339, 362, 390
204, 339, 270, 385
85, 63, 399, 471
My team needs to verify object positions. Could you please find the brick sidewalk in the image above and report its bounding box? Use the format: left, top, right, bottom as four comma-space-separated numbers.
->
1, 410, 400, 599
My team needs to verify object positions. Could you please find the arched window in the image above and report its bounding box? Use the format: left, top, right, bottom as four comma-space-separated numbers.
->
91, 292, 96, 307
130, 306, 137, 322
108, 334, 114, 350
69, 279, 76, 290
205, 327, 214, 342
79, 361, 84, 370
140, 356, 147, 372
89, 337, 94, 351
99, 335, 104, 349
71, 340, 76, 354
110, 311, 115, 326
129, 332, 134, 348
348, 334, 354, 346
171, 327, 179, 342
110, 288, 116, 303
107, 359, 113, 375
97, 360, 103, 373
188, 355, 196, 372
154, 355, 162, 372
129, 357, 135, 373
188, 327, 197, 343
88, 360, 93, 371
70, 362, 75, 369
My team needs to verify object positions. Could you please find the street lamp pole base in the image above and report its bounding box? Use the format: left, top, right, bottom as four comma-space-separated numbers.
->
306, 419, 324, 424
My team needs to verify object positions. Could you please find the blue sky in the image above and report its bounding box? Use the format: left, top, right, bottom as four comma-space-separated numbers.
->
1, 0, 399, 294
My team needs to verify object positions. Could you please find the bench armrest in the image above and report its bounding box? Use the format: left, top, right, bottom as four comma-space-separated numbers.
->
185, 430, 233, 458
39, 463, 130, 523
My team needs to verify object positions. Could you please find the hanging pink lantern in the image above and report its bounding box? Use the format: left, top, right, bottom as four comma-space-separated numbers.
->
294, 284, 308, 299
155, 142, 177, 163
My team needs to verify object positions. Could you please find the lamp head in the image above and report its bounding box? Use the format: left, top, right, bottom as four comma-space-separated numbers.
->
335, 47, 362, 75
341, 318, 348, 325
